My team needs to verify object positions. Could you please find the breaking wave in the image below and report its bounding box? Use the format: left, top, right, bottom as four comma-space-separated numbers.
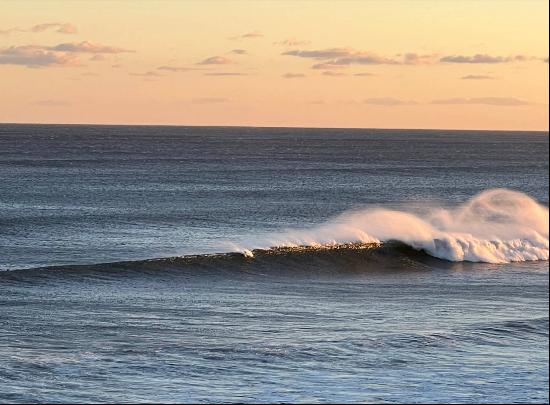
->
2, 189, 547, 281
232, 189, 549, 264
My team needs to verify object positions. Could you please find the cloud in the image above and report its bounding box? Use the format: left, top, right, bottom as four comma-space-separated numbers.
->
197, 56, 234, 65
157, 65, 199, 72
364, 97, 418, 106
400, 53, 439, 65
130, 71, 163, 77
322, 71, 347, 77
89, 54, 107, 61
283, 48, 357, 60
286, 48, 542, 68
30, 22, 77, 34
0, 27, 25, 35
332, 55, 401, 65
0, 22, 77, 35
440, 54, 528, 64
204, 72, 248, 76
230, 31, 263, 40
0, 45, 78, 67
311, 62, 345, 70
50, 41, 131, 54
282, 72, 306, 79
283, 48, 410, 66
354, 72, 375, 77
0, 40, 132, 67
230, 49, 247, 55
431, 97, 531, 106
274, 38, 311, 46
461, 74, 494, 80
192, 97, 231, 104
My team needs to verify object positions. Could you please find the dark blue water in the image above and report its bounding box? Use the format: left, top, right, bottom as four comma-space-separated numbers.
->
0, 124, 548, 403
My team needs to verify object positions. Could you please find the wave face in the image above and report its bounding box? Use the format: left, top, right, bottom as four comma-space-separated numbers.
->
234, 189, 549, 264
2, 242, 452, 282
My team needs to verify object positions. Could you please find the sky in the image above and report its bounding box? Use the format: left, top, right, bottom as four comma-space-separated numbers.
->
1, 0, 548, 130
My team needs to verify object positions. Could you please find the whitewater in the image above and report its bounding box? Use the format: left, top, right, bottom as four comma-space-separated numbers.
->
235, 189, 549, 263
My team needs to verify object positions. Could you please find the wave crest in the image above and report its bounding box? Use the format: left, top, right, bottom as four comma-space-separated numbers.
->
233, 189, 549, 263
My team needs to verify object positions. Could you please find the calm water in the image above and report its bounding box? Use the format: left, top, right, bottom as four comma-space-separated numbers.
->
0, 124, 548, 403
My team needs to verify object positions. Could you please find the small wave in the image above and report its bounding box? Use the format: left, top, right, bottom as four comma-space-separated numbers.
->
232, 189, 549, 264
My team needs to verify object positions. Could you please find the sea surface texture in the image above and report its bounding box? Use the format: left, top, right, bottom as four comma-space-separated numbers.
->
0, 125, 548, 403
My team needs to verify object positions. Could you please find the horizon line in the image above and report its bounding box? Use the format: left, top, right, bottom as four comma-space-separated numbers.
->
1, 121, 548, 133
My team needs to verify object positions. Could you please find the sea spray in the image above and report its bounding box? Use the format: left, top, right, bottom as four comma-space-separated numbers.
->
232, 189, 549, 263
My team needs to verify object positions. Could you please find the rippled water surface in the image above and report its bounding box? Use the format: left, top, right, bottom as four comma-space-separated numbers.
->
0, 125, 548, 403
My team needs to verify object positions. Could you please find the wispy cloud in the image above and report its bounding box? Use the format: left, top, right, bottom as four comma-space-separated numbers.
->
0, 22, 77, 35
354, 72, 375, 77
311, 62, 345, 70
274, 38, 311, 46
197, 56, 234, 65
285, 48, 541, 69
51, 41, 131, 54
157, 66, 198, 72
230, 31, 263, 40
230, 49, 248, 55
322, 71, 347, 77
130, 71, 164, 77
282, 72, 306, 79
431, 97, 531, 106
283, 48, 427, 67
400, 53, 439, 65
30, 22, 77, 34
364, 97, 418, 106
461, 74, 494, 80
440, 54, 529, 64
283, 48, 358, 60
0, 27, 26, 36
89, 54, 107, 61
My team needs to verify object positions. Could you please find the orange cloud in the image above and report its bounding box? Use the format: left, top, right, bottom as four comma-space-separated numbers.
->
322, 71, 347, 77
461, 75, 495, 80
31, 22, 77, 34
274, 38, 311, 46
0, 45, 78, 67
198, 56, 234, 65
432, 97, 531, 106
440, 54, 529, 64
0, 22, 77, 35
282, 73, 306, 79
51, 41, 131, 54
230, 31, 263, 40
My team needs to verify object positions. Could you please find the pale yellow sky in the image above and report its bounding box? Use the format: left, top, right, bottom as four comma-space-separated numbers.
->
1, 0, 548, 130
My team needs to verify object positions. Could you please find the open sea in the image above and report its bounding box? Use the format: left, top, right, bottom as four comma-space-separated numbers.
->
0, 124, 548, 403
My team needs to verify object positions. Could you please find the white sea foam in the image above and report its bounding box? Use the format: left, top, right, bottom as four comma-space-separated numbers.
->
236, 189, 549, 263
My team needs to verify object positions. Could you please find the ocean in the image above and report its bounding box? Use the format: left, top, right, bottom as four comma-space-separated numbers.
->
0, 124, 548, 403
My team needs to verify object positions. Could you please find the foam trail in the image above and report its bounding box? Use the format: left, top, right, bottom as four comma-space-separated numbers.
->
234, 189, 549, 263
